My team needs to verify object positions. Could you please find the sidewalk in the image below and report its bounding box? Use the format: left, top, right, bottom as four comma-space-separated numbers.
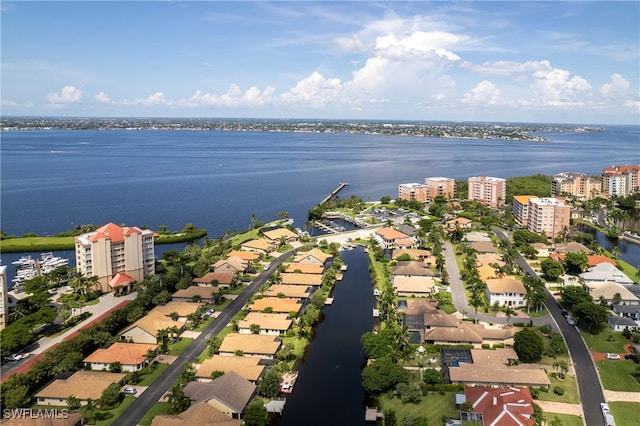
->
1, 292, 137, 382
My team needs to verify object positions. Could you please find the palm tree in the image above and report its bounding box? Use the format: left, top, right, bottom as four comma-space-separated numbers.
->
167, 384, 190, 414
82, 398, 95, 424
504, 305, 516, 326
66, 394, 80, 410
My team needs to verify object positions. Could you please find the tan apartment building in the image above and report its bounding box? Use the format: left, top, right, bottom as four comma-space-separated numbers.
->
398, 183, 428, 202
552, 172, 600, 200
0, 266, 7, 330
468, 176, 506, 208
602, 164, 640, 197
424, 177, 456, 200
512, 195, 537, 226
526, 197, 571, 239
75, 222, 155, 292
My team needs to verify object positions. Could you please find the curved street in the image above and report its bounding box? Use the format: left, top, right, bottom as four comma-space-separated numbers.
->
491, 228, 605, 426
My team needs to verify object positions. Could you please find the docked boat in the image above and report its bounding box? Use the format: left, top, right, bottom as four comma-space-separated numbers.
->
11, 252, 70, 286
279, 371, 298, 394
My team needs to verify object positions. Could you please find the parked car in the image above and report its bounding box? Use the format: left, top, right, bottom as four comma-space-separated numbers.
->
121, 387, 137, 395
606, 353, 621, 360
5, 354, 23, 362
624, 354, 636, 360
205, 308, 215, 316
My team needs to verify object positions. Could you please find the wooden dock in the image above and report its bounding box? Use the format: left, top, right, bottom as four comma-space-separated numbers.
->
320, 182, 349, 204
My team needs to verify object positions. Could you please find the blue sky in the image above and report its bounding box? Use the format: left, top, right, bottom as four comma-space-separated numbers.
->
2, 1, 639, 124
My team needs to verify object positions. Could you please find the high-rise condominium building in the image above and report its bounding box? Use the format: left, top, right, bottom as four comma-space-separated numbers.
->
526, 198, 571, 239
0, 266, 7, 330
75, 223, 155, 292
512, 195, 537, 227
468, 176, 506, 208
551, 172, 601, 200
424, 177, 456, 200
602, 165, 640, 197
398, 183, 428, 202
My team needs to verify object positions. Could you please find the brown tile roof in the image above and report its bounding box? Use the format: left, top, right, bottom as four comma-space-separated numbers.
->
553, 241, 591, 254
250, 297, 302, 314
218, 334, 281, 356
262, 228, 299, 241
293, 248, 332, 264
108, 272, 135, 288
485, 277, 526, 294
196, 355, 265, 382
465, 386, 535, 426
393, 276, 436, 294
240, 238, 274, 251
192, 272, 235, 286
264, 284, 311, 299
424, 326, 483, 344
280, 273, 323, 286
391, 249, 432, 260
213, 256, 248, 272
549, 253, 616, 266
451, 363, 550, 387
124, 310, 185, 336
468, 241, 497, 253
2, 412, 85, 426
172, 286, 220, 300
151, 301, 204, 317
151, 402, 241, 426
35, 371, 126, 401
238, 312, 292, 332
391, 261, 434, 277
284, 263, 324, 274
227, 250, 261, 261
424, 310, 460, 328
83, 342, 157, 366
402, 299, 438, 314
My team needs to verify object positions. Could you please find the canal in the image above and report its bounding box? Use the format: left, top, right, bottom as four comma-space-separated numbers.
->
578, 225, 640, 268
277, 246, 376, 426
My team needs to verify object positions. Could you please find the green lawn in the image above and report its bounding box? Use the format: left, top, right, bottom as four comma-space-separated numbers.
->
543, 412, 584, 426
596, 360, 640, 391
610, 401, 640, 426
168, 337, 194, 356
138, 402, 171, 426
581, 329, 627, 353
377, 391, 457, 424
535, 373, 580, 404
94, 396, 136, 425
137, 363, 169, 386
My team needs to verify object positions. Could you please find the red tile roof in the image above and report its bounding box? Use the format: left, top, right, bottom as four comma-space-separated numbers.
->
109, 272, 135, 288
465, 386, 534, 426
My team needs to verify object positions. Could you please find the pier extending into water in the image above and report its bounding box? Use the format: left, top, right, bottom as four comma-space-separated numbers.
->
320, 182, 349, 204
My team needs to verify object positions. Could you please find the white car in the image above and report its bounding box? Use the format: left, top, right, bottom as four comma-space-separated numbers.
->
121, 387, 137, 395
605, 353, 620, 360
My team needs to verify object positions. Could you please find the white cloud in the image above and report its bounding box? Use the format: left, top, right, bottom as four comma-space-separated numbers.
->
95, 92, 110, 103
332, 35, 367, 53
280, 72, 348, 108
600, 74, 630, 97
124, 92, 171, 106
46, 85, 82, 104
463, 60, 551, 76
374, 32, 462, 62
179, 85, 276, 108
530, 67, 591, 105
462, 80, 502, 105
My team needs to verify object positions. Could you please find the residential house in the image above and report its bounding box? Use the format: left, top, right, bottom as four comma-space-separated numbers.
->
2, 413, 85, 426
226, 250, 261, 262
393, 276, 436, 297
196, 355, 266, 383
553, 241, 592, 254
485, 277, 527, 307
151, 401, 241, 426
151, 301, 205, 321
374, 227, 411, 249
585, 281, 639, 305
120, 310, 185, 344
74, 222, 155, 292
608, 316, 640, 332
183, 372, 256, 420
83, 342, 158, 372
237, 312, 292, 335
549, 253, 617, 267
264, 284, 311, 300
250, 297, 302, 315
293, 248, 332, 265
193, 271, 235, 288
239, 238, 275, 254
391, 249, 432, 261
613, 305, 640, 321
212, 256, 248, 275
461, 386, 535, 426
444, 217, 473, 230
391, 261, 434, 278
467, 241, 497, 254
532, 243, 550, 257
280, 272, 323, 287
35, 371, 126, 406
580, 262, 634, 285
262, 228, 299, 243
218, 334, 281, 359
284, 262, 324, 274
172, 285, 220, 303
464, 232, 492, 243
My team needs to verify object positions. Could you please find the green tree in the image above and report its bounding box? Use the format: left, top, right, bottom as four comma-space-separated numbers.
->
99, 383, 123, 409
559, 286, 592, 310
513, 327, 544, 363
257, 368, 281, 398
540, 258, 564, 281
572, 301, 608, 333
167, 384, 190, 414
395, 382, 422, 403
361, 356, 410, 393
243, 398, 269, 426
82, 399, 96, 424
422, 368, 442, 384
3, 384, 31, 409
66, 394, 80, 410
564, 252, 589, 275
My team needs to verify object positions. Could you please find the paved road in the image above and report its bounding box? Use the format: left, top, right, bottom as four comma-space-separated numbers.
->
117, 248, 299, 426
493, 228, 604, 426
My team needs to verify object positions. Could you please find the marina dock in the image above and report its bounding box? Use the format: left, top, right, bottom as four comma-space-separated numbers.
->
320, 182, 349, 204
